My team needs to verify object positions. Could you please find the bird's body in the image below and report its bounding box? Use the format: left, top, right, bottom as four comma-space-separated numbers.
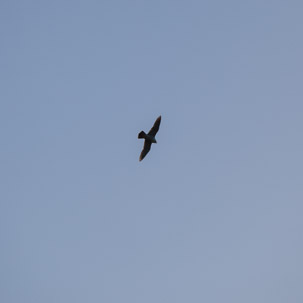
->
138, 132, 157, 143
138, 116, 161, 161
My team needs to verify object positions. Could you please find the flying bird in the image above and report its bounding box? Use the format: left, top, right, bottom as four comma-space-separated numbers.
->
138, 115, 161, 161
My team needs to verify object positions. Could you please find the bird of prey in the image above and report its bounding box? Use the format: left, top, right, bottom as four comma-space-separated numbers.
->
138, 115, 161, 161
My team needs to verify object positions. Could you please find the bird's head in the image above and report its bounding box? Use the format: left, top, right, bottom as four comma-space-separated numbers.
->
152, 138, 157, 144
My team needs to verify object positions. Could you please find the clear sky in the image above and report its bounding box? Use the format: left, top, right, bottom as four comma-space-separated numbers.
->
1, 1, 303, 302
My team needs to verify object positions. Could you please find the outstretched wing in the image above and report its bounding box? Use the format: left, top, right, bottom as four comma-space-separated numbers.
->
139, 140, 152, 161
148, 116, 161, 136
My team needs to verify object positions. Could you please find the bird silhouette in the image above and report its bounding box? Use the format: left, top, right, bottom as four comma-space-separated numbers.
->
138, 116, 161, 161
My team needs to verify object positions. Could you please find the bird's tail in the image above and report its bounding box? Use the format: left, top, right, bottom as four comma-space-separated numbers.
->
138, 131, 146, 139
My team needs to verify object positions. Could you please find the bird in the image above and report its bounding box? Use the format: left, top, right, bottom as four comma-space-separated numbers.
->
138, 115, 161, 161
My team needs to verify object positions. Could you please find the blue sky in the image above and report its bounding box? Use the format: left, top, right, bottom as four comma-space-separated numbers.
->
1, 1, 303, 302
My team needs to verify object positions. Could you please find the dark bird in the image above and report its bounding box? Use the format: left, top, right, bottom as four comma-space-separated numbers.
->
138, 115, 161, 161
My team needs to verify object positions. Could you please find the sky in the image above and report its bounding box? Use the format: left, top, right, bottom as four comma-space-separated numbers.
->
1, 0, 303, 302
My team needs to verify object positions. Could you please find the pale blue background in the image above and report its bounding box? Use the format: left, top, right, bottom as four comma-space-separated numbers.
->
1, 1, 303, 302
